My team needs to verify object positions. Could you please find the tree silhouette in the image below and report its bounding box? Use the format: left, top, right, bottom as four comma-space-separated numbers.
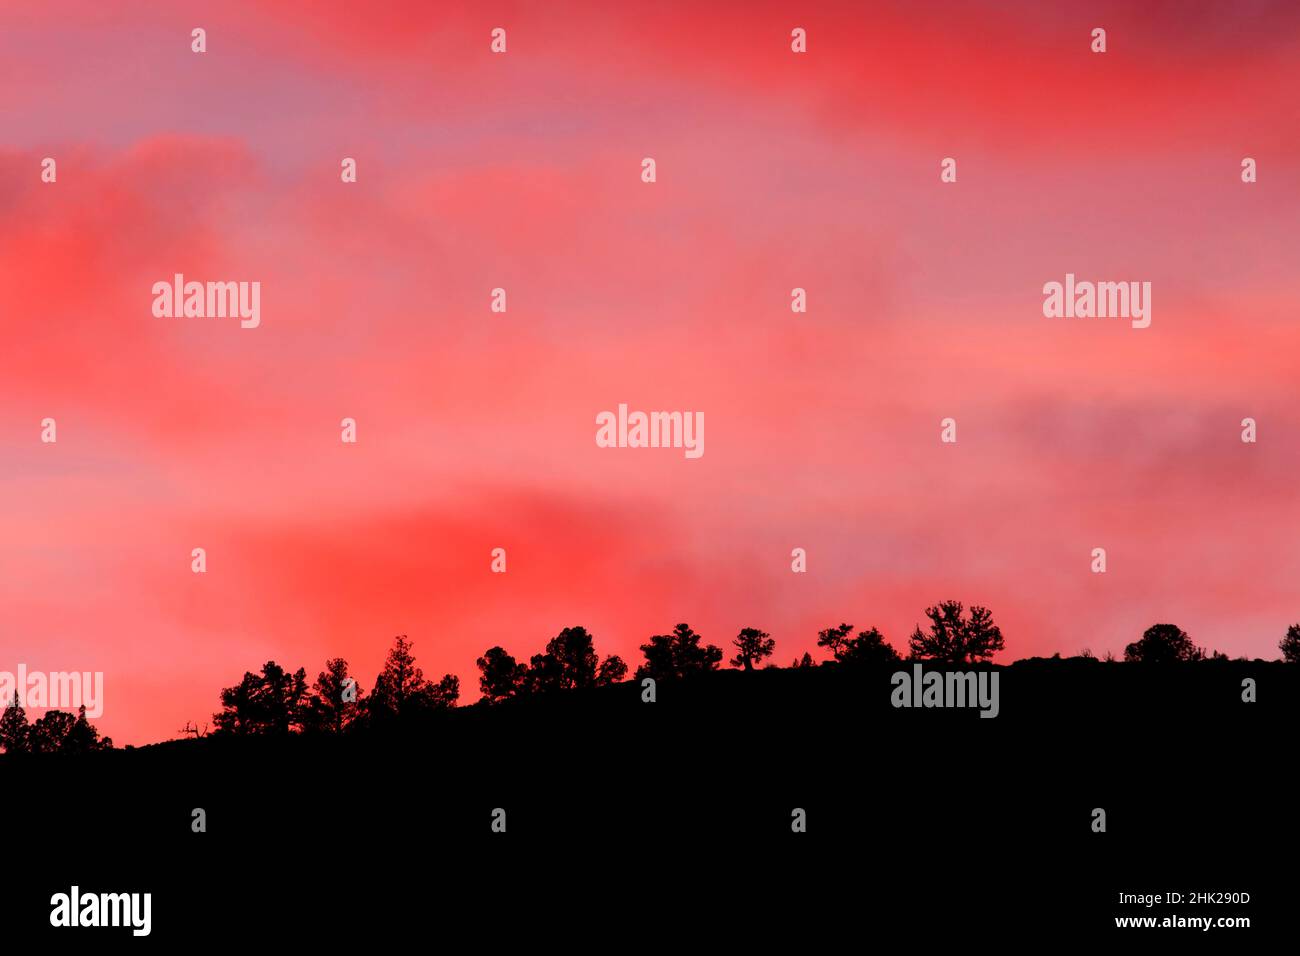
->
730, 627, 775, 670
28, 710, 77, 753
1124, 623, 1204, 663
635, 623, 723, 681
525, 626, 600, 693
260, 662, 310, 734
478, 632, 626, 703
791, 652, 816, 669
213, 661, 309, 735
596, 654, 628, 685
524, 626, 628, 694
64, 705, 111, 752
816, 623, 854, 659
213, 672, 256, 735
0, 691, 30, 753
303, 658, 364, 734
908, 601, 1004, 664
1280, 624, 1300, 664
817, 623, 900, 665
476, 646, 527, 704
428, 674, 460, 709
368, 635, 458, 723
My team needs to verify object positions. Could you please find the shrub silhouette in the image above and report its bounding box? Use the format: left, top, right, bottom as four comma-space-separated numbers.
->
730, 627, 775, 670
1124, 624, 1204, 663
908, 601, 1004, 664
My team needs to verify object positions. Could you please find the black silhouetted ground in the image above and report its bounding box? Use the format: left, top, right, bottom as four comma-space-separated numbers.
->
5, 659, 1295, 944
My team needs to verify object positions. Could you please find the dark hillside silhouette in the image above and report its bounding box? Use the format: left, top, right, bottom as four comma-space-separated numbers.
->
5, 651, 1296, 942
3, 602, 1297, 943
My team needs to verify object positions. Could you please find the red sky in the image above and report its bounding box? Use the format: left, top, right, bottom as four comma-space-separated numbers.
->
3, 1, 1299, 744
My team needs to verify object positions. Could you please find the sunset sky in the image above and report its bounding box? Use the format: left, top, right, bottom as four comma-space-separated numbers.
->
3, 1, 1299, 744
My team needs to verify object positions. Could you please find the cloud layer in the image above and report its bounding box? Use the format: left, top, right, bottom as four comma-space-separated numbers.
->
3, 1, 1298, 743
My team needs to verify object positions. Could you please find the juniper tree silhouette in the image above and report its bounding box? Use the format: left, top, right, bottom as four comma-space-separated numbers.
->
597, 654, 629, 685
908, 601, 1004, 664
0, 691, 29, 753
524, 626, 626, 694
837, 627, 901, 666
816, 623, 853, 659
635, 623, 723, 681
1124, 623, 1205, 663
476, 629, 626, 703
302, 657, 364, 734
0, 696, 111, 753
65, 705, 112, 752
476, 646, 527, 704
817, 623, 900, 665
525, 626, 600, 692
1280, 624, 1300, 664
367, 635, 458, 724
213, 661, 309, 735
791, 652, 816, 669
28, 710, 77, 753
730, 627, 775, 670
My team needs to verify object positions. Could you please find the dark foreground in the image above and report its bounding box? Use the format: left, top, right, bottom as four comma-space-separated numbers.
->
3, 660, 1295, 946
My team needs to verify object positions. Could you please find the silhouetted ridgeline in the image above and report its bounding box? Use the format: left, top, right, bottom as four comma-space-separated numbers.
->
4, 609, 1296, 753
6, 657, 1295, 943
5, 613, 1296, 943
